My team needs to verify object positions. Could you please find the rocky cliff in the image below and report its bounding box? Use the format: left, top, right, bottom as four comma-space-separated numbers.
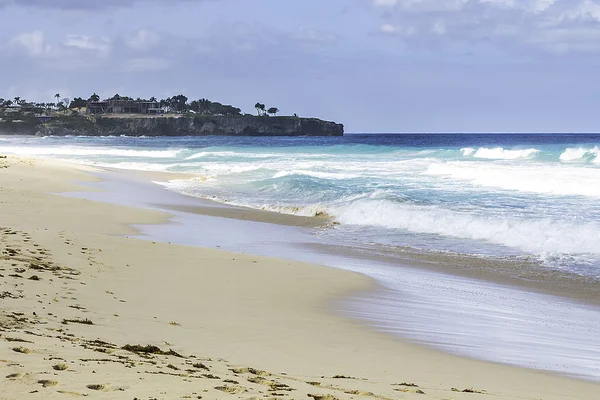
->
1, 115, 344, 137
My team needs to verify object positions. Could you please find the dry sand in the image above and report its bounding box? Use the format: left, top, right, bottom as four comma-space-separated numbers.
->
1, 155, 598, 400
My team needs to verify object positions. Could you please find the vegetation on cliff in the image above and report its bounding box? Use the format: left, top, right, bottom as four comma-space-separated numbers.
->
1, 93, 281, 118
0, 93, 343, 137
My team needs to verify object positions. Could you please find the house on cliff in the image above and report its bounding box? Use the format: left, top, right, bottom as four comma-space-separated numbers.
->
87, 99, 161, 115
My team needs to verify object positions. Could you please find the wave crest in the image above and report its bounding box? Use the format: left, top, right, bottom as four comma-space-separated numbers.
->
331, 200, 600, 255
461, 147, 539, 160
427, 162, 600, 197
560, 147, 600, 163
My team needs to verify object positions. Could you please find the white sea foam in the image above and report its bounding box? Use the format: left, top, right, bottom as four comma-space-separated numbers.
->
272, 170, 360, 180
560, 147, 600, 163
0, 145, 182, 158
427, 161, 600, 197
86, 161, 176, 171
184, 151, 279, 160
462, 147, 539, 160
330, 200, 600, 255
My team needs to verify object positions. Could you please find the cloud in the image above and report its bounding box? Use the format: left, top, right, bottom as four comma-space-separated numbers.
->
63, 35, 112, 56
9, 30, 49, 56
373, 0, 600, 53
6, 30, 113, 70
125, 30, 161, 51
0, 0, 203, 10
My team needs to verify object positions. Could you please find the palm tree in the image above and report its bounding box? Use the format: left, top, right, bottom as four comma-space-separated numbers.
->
255, 102, 266, 116
54, 93, 60, 108
13, 97, 20, 105
89, 93, 100, 102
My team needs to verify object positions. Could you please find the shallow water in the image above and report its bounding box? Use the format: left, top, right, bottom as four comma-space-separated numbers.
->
61, 169, 600, 382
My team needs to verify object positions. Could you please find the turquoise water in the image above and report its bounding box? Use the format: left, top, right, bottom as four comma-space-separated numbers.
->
2, 133, 600, 276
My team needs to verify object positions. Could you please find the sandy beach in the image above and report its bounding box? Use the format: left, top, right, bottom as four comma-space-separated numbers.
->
1, 155, 599, 400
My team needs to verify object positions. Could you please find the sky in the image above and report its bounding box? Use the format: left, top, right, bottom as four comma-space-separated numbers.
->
1, 0, 600, 133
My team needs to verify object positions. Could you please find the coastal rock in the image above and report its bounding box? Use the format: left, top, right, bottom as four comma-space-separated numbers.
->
2, 115, 344, 137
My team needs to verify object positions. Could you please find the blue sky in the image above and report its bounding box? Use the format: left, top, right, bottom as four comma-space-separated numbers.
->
1, 0, 600, 133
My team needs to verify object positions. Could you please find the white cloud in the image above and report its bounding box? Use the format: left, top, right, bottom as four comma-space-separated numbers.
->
380, 23, 417, 36
125, 29, 160, 51
431, 21, 447, 35
6, 31, 114, 69
372, 0, 600, 53
380, 23, 398, 34
63, 35, 112, 56
10, 30, 50, 56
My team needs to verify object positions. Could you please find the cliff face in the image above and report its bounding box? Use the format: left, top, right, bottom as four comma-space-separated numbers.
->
1, 115, 343, 137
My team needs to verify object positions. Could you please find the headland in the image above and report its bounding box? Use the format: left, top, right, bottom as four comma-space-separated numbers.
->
0, 95, 344, 137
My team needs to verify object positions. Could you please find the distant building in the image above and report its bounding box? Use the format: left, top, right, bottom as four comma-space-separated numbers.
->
4, 104, 22, 114
87, 99, 160, 115
37, 115, 54, 123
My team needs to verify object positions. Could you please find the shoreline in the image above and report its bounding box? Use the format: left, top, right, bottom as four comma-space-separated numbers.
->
1, 155, 600, 399
99, 164, 600, 309
55, 162, 600, 380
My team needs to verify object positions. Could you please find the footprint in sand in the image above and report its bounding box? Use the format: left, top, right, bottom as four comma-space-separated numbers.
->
86, 384, 108, 391
308, 395, 339, 400
57, 390, 86, 396
12, 346, 32, 354
53, 363, 69, 371
214, 385, 247, 394
38, 379, 59, 388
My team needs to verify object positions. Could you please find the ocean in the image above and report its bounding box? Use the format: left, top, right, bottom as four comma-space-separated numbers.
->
2, 133, 600, 278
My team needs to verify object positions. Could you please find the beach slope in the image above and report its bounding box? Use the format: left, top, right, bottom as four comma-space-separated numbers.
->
0, 155, 598, 399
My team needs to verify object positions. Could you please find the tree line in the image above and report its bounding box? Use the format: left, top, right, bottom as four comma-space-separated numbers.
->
1, 93, 288, 118
254, 103, 279, 117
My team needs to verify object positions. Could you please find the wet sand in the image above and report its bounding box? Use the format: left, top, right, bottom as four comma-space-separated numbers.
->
144, 169, 600, 308
1, 155, 599, 399
306, 242, 600, 308
159, 203, 330, 228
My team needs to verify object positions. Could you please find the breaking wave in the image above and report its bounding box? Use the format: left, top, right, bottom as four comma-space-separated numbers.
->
461, 147, 540, 160
329, 200, 600, 255
560, 147, 600, 163
427, 162, 600, 197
